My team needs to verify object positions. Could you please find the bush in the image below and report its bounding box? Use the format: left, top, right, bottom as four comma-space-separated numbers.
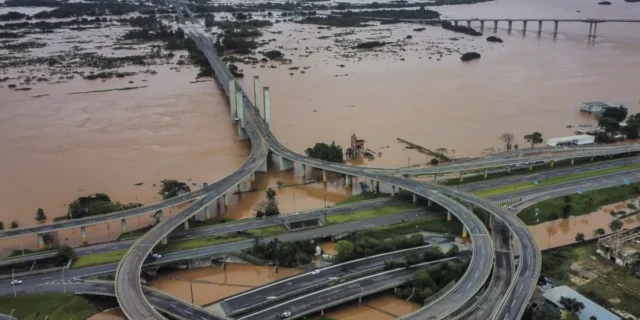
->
305, 142, 344, 163
460, 52, 481, 61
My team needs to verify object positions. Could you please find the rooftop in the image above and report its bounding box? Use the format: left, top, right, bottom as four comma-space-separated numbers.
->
543, 285, 621, 320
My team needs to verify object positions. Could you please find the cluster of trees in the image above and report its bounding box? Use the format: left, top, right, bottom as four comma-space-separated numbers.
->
247, 238, 316, 266
32, 2, 140, 19
0, 11, 27, 21
158, 179, 191, 200
395, 260, 468, 304
305, 142, 344, 163
499, 132, 543, 150
67, 193, 141, 220
35, 207, 47, 221
334, 234, 425, 262
595, 106, 640, 142
54, 245, 76, 265
0, 220, 19, 230
254, 188, 280, 217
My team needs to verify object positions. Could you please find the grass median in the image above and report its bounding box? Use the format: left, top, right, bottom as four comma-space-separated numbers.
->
335, 192, 390, 205
357, 216, 461, 238
519, 181, 640, 225
0, 293, 100, 319
327, 203, 422, 225
245, 225, 288, 237
155, 235, 247, 254
71, 250, 127, 269
473, 163, 640, 198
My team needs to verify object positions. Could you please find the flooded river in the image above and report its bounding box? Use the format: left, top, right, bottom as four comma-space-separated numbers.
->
1, 0, 639, 253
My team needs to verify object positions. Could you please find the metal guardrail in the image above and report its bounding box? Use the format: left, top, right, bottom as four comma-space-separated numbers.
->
0, 267, 64, 281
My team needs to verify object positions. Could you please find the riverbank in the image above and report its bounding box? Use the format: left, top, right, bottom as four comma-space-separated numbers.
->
0, 293, 106, 319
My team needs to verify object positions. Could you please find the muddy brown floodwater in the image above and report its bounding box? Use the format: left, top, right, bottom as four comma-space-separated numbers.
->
314, 293, 420, 320
528, 200, 640, 250
88, 263, 301, 320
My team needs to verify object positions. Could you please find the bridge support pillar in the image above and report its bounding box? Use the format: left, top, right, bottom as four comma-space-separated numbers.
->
433, 173, 438, 184
571, 158, 575, 165
538, 20, 543, 33
370, 179, 375, 192
229, 79, 237, 120
358, 296, 362, 303
428, 199, 432, 207
323, 169, 327, 183
508, 20, 513, 32
236, 89, 248, 140
592, 22, 598, 38
591, 156, 594, 161
81, 226, 87, 245
183, 220, 189, 230
251, 172, 255, 182
224, 193, 228, 207
413, 193, 417, 203
493, 20, 498, 32
278, 156, 294, 171
321, 309, 324, 315
391, 186, 396, 196
205, 206, 210, 220
550, 160, 554, 168
454, 20, 458, 26
236, 183, 241, 194
466, 20, 471, 28
588, 22, 593, 37
459, 170, 464, 182
480, 20, 485, 29
121, 219, 127, 232
462, 227, 468, 238
447, 211, 452, 221
375, 181, 380, 193
506, 165, 511, 173
38, 234, 45, 249
253, 76, 261, 113
553, 20, 559, 35
484, 168, 488, 179
302, 164, 307, 177
529, 164, 533, 171
345, 175, 351, 188
263, 87, 271, 129
522, 20, 527, 32
256, 157, 267, 173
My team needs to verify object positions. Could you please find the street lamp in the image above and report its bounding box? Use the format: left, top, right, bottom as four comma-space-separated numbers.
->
324, 189, 327, 224
62, 267, 66, 294
11, 268, 16, 298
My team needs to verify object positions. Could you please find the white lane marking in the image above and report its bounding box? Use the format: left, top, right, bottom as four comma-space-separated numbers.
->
185, 310, 194, 315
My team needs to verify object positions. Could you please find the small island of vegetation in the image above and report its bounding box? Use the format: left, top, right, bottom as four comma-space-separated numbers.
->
460, 52, 481, 61
305, 142, 344, 163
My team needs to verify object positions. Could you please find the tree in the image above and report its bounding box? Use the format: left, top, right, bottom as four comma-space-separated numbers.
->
305, 142, 344, 163
589, 316, 598, 320
54, 244, 76, 265
204, 15, 214, 28
404, 250, 422, 267
423, 245, 446, 261
609, 209, 619, 219
35, 207, 47, 221
0, 221, 3, 230
593, 228, 605, 237
609, 219, 623, 231
265, 188, 276, 201
602, 106, 628, 122
575, 233, 585, 242
558, 296, 585, 315
10, 221, 18, 229
335, 240, 355, 262
598, 116, 620, 131
435, 147, 448, 155
562, 202, 572, 219
430, 158, 439, 165
524, 132, 544, 148
158, 179, 191, 200
175, 27, 185, 40
446, 244, 459, 257
514, 144, 519, 150
548, 212, 559, 243
499, 133, 515, 151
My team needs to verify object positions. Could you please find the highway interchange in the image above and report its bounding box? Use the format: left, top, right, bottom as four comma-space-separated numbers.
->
3, 3, 640, 319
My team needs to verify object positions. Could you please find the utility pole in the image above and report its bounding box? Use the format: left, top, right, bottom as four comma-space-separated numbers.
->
189, 270, 195, 305
324, 190, 327, 224
12, 268, 16, 298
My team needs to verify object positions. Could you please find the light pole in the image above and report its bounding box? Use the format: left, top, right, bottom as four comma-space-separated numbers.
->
189, 269, 195, 305
20, 243, 25, 256
62, 267, 66, 294
11, 268, 16, 298
324, 190, 327, 224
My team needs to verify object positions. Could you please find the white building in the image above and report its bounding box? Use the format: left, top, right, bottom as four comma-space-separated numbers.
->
546, 135, 596, 147
579, 101, 621, 115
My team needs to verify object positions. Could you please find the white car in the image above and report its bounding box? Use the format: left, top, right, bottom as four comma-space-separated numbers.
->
10, 280, 22, 285
311, 270, 320, 275
151, 253, 162, 259
280, 311, 292, 319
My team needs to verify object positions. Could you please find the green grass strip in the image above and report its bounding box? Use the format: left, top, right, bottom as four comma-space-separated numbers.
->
327, 203, 422, 225
0, 293, 100, 319
335, 192, 390, 205
245, 225, 289, 237
71, 249, 127, 269
473, 163, 640, 198
358, 216, 462, 238
519, 181, 640, 225
155, 235, 246, 254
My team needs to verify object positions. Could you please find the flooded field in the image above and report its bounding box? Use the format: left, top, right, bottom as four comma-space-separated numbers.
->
529, 200, 640, 250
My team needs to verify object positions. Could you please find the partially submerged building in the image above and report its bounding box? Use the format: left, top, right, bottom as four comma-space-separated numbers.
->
579, 101, 622, 116
543, 286, 621, 320
597, 229, 640, 267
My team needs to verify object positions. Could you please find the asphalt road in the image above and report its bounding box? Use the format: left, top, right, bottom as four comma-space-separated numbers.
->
220, 243, 459, 317
240, 267, 417, 320
0, 197, 404, 267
